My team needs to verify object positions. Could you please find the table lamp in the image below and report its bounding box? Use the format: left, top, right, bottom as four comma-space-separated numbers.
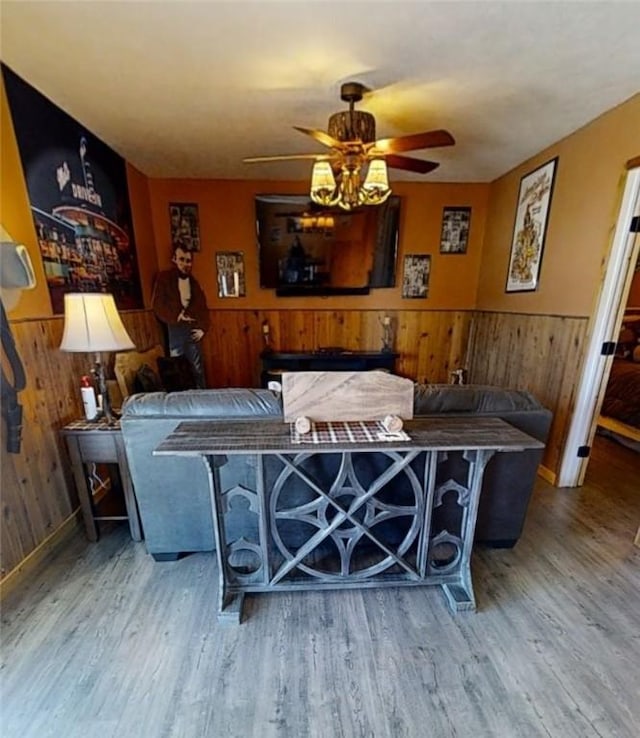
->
59, 293, 135, 423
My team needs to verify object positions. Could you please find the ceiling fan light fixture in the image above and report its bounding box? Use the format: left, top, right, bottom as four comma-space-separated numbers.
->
310, 157, 392, 211
246, 81, 454, 209
360, 159, 391, 205
337, 167, 363, 211
310, 161, 339, 207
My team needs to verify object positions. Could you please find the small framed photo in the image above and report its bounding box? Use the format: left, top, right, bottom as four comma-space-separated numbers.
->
440, 207, 471, 254
169, 202, 200, 252
402, 254, 431, 298
216, 251, 246, 298
269, 226, 282, 244
506, 157, 558, 293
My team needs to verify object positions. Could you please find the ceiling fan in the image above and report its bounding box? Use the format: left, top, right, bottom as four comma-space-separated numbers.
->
244, 81, 455, 210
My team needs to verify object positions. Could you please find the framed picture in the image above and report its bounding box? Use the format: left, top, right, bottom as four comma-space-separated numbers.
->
216, 251, 246, 298
402, 254, 431, 298
169, 202, 201, 252
440, 207, 471, 254
506, 157, 558, 292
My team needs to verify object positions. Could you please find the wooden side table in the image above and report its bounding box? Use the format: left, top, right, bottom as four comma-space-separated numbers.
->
62, 419, 142, 542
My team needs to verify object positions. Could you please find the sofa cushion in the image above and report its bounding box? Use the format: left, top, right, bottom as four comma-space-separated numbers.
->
414, 383, 544, 415
122, 388, 282, 419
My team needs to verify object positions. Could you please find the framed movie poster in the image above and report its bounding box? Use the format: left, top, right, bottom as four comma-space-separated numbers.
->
169, 203, 201, 252
1, 64, 143, 314
440, 207, 471, 254
506, 157, 558, 293
402, 254, 431, 298
216, 251, 246, 298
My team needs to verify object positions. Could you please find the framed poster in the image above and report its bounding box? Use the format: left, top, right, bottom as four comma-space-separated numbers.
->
169, 203, 200, 252
402, 254, 431, 298
440, 207, 471, 254
1, 64, 143, 314
506, 157, 558, 293
216, 251, 246, 298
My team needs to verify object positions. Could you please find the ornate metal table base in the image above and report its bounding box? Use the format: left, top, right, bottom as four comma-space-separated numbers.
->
154, 417, 543, 624
204, 447, 494, 623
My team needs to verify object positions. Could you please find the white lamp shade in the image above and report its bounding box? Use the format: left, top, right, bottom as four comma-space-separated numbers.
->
59, 293, 135, 353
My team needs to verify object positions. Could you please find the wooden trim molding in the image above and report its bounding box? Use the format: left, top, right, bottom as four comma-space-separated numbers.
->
0, 510, 82, 602
626, 155, 640, 170
537, 465, 556, 486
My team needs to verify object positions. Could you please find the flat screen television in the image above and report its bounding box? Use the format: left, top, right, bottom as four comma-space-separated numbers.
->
255, 194, 400, 296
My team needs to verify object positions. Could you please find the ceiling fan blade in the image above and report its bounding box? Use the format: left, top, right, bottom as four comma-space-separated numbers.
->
384, 154, 440, 174
373, 129, 455, 154
293, 126, 344, 149
243, 153, 331, 163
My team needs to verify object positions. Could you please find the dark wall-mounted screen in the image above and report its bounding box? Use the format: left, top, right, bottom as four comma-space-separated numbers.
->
255, 195, 400, 296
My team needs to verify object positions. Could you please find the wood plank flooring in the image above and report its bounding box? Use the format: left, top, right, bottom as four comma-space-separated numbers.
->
1, 433, 639, 738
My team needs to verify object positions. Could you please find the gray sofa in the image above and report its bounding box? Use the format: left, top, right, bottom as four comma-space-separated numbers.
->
120, 384, 552, 560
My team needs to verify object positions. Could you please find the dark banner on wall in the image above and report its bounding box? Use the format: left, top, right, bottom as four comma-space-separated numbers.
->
2, 64, 143, 314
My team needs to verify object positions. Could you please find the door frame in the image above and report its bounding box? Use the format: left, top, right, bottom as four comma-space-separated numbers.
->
557, 162, 640, 487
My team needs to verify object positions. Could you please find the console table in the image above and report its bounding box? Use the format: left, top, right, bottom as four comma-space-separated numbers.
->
260, 349, 397, 386
154, 417, 542, 623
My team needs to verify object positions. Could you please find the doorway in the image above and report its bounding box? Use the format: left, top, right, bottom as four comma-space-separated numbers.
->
557, 163, 640, 488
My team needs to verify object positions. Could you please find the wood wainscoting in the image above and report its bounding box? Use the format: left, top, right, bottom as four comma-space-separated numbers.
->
466, 310, 589, 478
0, 310, 162, 580
2, 306, 589, 582
202, 309, 473, 388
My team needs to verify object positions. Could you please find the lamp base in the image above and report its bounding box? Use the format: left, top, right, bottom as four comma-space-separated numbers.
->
93, 358, 116, 425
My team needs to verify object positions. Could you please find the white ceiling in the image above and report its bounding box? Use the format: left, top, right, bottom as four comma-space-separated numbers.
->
2, 1, 639, 183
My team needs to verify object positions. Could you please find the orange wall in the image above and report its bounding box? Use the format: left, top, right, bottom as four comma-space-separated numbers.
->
477, 93, 640, 317
4, 61, 489, 319
126, 164, 158, 306
5, 66, 636, 325
147, 178, 489, 312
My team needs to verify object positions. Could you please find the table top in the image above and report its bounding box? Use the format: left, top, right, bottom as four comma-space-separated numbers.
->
62, 418, 121, 434
154, 417, 544, 457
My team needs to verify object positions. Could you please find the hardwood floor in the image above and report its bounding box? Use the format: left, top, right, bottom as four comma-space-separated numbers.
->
1, 434, 638, 738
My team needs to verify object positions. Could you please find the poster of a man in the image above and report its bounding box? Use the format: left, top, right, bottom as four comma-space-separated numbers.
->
152, 245, 210, 388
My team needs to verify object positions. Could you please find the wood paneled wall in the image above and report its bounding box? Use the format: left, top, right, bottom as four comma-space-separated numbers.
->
0, 310, 162, 578
1, 306, 589, 579
466, 311, 589, 475
202, 309, 473, 388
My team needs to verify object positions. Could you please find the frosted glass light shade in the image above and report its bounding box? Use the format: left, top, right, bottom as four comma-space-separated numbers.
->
361, 159, 391, 204
59, 293, 135, 353
363, 159, 389, 190
310, 161, 338, 206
